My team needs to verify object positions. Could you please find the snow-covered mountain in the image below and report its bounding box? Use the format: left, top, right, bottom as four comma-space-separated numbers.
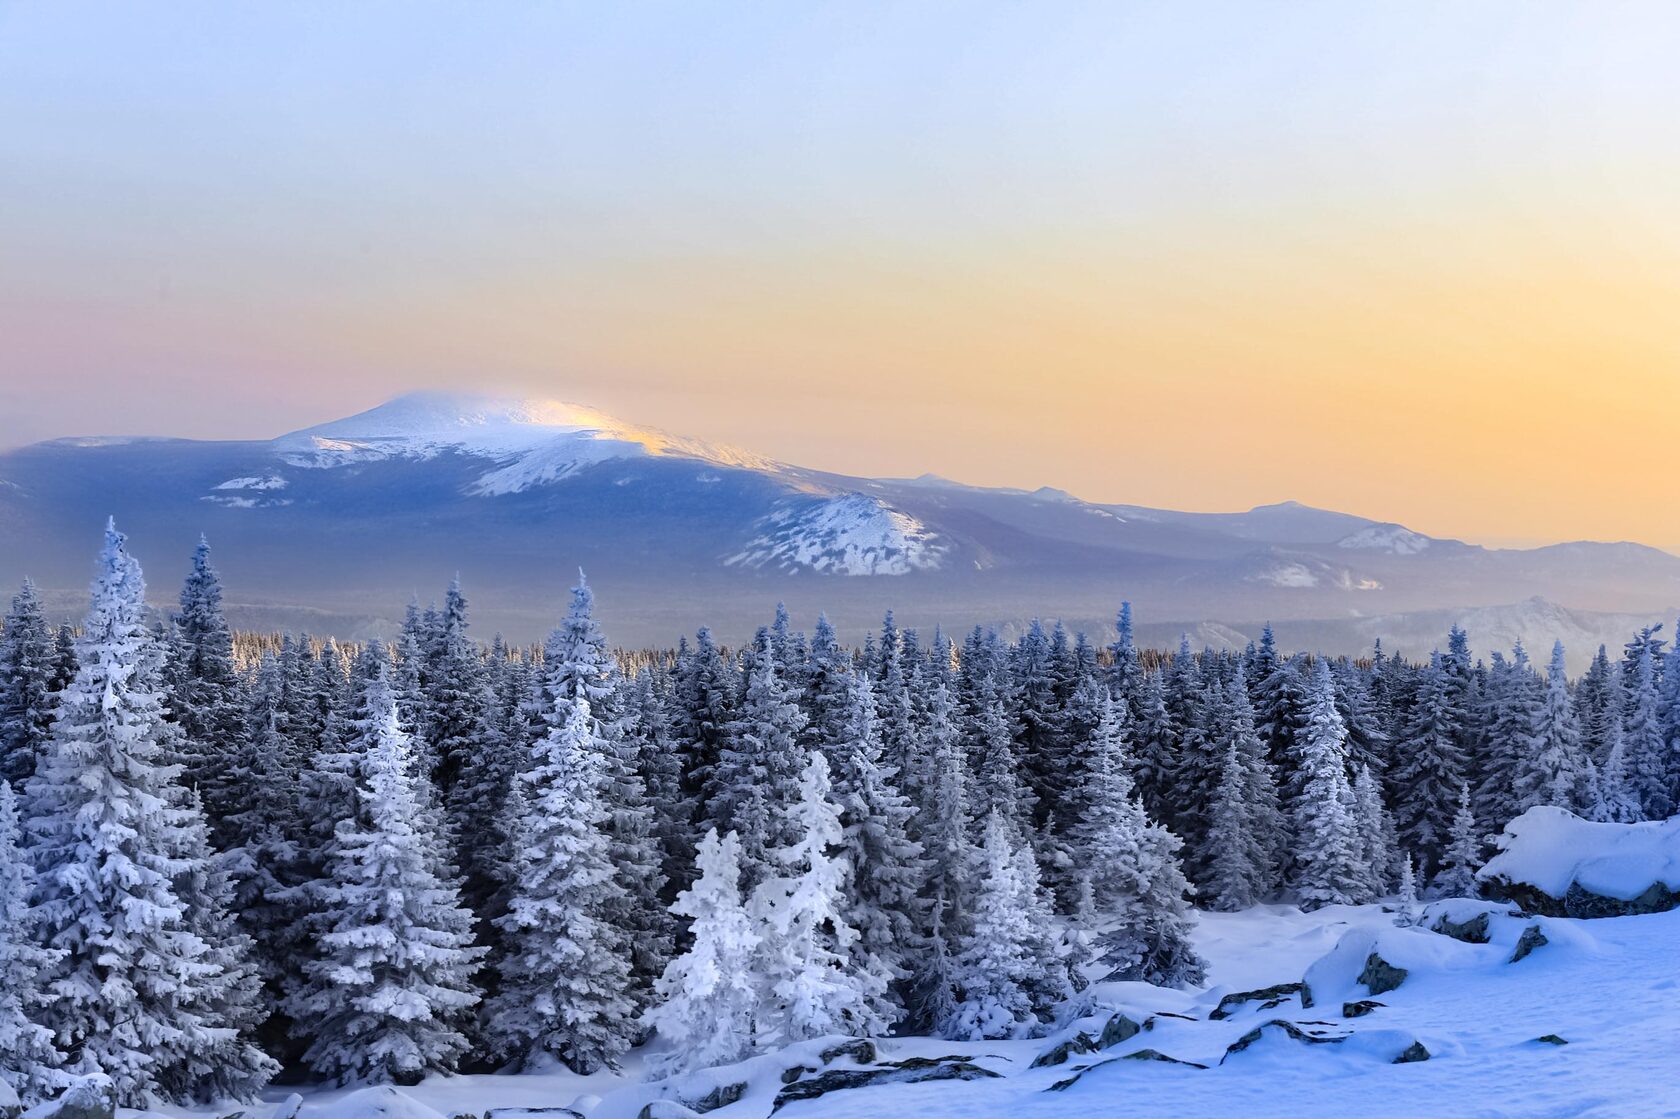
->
3, 390, 1678, 650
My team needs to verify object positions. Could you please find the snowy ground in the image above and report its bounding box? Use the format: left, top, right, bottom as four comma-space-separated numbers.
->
137, 903, 1680, 1119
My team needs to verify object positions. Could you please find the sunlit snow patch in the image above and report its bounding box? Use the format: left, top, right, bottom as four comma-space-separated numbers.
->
727, 493, 947, 575
1338, 523, 1432, 555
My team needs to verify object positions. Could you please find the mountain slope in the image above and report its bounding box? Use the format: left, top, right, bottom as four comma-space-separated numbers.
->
2, 391, 1677, 649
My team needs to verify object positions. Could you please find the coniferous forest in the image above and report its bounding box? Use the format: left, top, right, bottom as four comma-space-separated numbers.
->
0, 521, 1671, 1108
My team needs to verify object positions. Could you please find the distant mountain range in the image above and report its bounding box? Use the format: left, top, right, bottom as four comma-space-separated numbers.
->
3, 391, 1676, 666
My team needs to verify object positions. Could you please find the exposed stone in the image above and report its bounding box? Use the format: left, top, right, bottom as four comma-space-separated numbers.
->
1509, 924, 1549, 963
690, 1082, 747, 1114
1342, 1000, 1385, 1019
1534, 1034, 1568, 1046
1209, 982, 1305, 1020
1121, 1048, 1208, 1069
1358, 952, 1409, 997
780, 1066, 812, 1085
1222, 1020, 1348, 1060
1393, 1041, 1431, 1064
772, 1058, 999, 1112
1432, 911, 1491, 944
486, 1110, 585, 1119
817, 1039, 877, 1066
1483, 876, 1680, 919
1098, 1012, 1144, 1049
1030, 1033, 1099, 1068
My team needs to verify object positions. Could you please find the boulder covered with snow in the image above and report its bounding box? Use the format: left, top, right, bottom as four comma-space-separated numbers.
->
1478, 806, 1680, 917
0, 1078, 20, 1119
310, 1087, 448, 1119
18, 1077, 113, 1119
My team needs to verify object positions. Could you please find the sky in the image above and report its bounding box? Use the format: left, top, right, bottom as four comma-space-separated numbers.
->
3, 2, 1679, 549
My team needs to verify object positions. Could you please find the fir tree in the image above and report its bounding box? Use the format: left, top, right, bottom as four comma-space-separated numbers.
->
487, 693, 635, 1073
1351, 764, 1398, 898
1623, 642, 1672, 820
287, 667, 483, 1086
1393, 855, 1420, 927
0, 778, 62, 1103
1392, 652, 1470, 877
25, 522, 273, 1106
1433, 783, 1482, 898
750, 752, 891, 1045
643, 829, 761, 1080
1291, 660, 1369, 908
167, 537, 245, 822
1513, 641, 1591, 814
0, 579, 55, 792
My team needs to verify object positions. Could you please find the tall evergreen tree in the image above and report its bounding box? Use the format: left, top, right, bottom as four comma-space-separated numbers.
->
287, 666, 483, 1086
0, 579, 55, 791
750, 752, 891, 1045
1513, 641, 1591, 814
1623, 642, 1672, 820
1392, 652, 1470, 877
24, 522, 273, 1106
0, 778, 61, 1103
1433, 784, 1482, 898
643, 829, 761, 1080
1290, 660, 1368, 909
167, 538, 245, 821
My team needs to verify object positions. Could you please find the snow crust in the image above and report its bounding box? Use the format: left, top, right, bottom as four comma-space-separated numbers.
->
271, 391, 778, 492
1478, 805, 1680, 900
726, 494, 947, 576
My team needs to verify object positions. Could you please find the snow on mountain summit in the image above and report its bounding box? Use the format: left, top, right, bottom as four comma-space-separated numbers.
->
271, 390, 779, 491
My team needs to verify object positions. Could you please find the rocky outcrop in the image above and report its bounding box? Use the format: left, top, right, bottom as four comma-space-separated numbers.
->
1509, 923, 1549, 963
772, 1055, 998, 1112
25, 1078, 115, 1119
1209, 983, 1305, 1020
1393, 1041, 1431, 1064
1431, 911, 1491, 944
1342, 1000, 1385, 1018
1357, 952, 1409, 997
1222, 1020, 1348, 1061
1030, 1011, 1146, 1068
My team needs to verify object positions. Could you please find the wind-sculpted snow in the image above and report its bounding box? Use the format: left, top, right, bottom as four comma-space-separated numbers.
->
727, 494, 947, 576
1479, 806, 1680, 903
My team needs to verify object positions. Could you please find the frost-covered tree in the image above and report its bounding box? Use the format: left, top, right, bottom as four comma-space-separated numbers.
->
0, 579, 56, 791
1593, 709, 1642, 823
25, 521, 273, 1106
1512, 641, 1591, 814
750, 752, 891, 1045
1204, 735, 1269, 911
1432, 784, 1481, 899
1392, 652, 1470, 878
1291, 660, 1369, 908
827, 671, 922, 1023
488, 691, 635, 1073
1351, 764, 1397, 898
0, 778, 61, 1103
707, 632, 808, 890
287, 667, 483, 1086
670, 627, 737, 850
643, 829, 761, 1080
1393, 855, 1420, 927
1623, 643, 1672, 820
908, 640, 971, 1031
166, 538, 245, 821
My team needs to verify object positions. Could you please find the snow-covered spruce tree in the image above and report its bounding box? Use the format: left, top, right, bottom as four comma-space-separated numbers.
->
827, 671, 923, 1025
450, 641, 527, 937
1067, 717, 1205, 987
24, 521, 273, 1106
1575, 644, 1619, 763
1471, 645, 1543, 832
429, 578, 491, 836
487, 692, 636, 1073
1127, 670, 1178, 826
1512, 641, 1592, 814
1332, 658, 1391, 778
907, 638, 972, 1032
1204, 735, 1269, 911
622, 666, 689, 910
643, 829, 761, 1080
287, 665, 482, 1086
539, 575, 671, 996
1623, 642, 1672, 821
0, 579, 56, 791
750, 751, 891, 1046
940, 812, 1051, 1041
1392, 651, 1471, 879
1393, 855, 1420, 927
1351, 764, 1398, 898
1290, 659, 1370, 908
873, 611, 920, 815
166, 537, 246, 823
1011, 619, 1071, 833
670, 626, 738, 853
707, 630, 808, 892
970, 693, 1035, 833
799, 613, 853, 764
1432, 783, 1482, 899
0, 778, 62, 1103
1592, 705, 1643, 823
1251, 628, 1307, 788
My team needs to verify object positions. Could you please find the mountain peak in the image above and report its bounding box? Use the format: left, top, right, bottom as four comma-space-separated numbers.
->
271, 390, 779, 485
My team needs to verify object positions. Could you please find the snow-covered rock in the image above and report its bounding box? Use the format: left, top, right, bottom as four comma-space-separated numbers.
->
727, 494, 947, 576
310, 1086, 449, 1119
18, 1077, 112, 1119
1478, 806, 1680, 916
